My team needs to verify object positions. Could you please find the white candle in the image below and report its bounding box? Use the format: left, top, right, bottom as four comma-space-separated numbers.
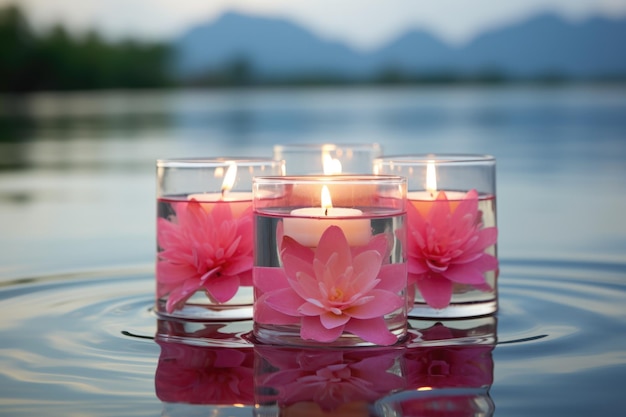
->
407, 161, 467, 214
186, 163, 253, 217
283, 185, 371, 247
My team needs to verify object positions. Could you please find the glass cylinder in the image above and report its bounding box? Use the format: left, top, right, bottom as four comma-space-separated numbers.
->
273, 143, 381, 174
253, 174, 408, 347
155, 158, 284, 320
374, 155, 498, 318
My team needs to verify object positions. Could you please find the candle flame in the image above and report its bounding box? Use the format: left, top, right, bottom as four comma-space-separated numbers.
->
426, 160, 437, 196
323, 154, 342, 175
321, 185, 333, 214
221, 163, 237, 196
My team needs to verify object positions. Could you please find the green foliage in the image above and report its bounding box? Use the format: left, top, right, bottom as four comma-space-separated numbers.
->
0, 5, 172, 92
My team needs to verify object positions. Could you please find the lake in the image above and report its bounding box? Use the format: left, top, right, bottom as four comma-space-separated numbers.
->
1, 85, 625, 279
1, 85, 626, 416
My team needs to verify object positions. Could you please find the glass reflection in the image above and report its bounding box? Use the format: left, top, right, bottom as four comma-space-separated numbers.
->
154, 316, 496, 416
378, 316, 496, 417
255, 345, 405, 416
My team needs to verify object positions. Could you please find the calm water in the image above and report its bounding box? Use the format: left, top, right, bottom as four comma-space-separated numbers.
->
0, 86, 625, 415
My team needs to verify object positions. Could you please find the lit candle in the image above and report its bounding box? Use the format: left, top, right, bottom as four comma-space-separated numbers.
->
283, 185, 371, 247
322, 153, 342, 175
188, 163, 252, 217
407, 160, 466, 215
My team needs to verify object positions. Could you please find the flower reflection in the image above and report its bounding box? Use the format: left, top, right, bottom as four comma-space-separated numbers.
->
255, 345, 406, 414
153, 318, 496, 416
379, 318, 496, 417
155, 340, 254, 405
405, 323, 494, 390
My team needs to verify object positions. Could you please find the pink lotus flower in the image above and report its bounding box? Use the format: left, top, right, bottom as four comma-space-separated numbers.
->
155, 341, 254, 405
255, 346, 406, 412
407, 189, 498, 309
157, 199, 253, 313
254, 225, 406, 345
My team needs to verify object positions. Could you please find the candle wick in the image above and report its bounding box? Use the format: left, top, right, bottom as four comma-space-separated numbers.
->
325, 208, 328, 216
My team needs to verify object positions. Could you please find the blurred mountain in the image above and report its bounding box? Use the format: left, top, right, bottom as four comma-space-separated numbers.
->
173, 12, 370, 80
174, 11, 626, 81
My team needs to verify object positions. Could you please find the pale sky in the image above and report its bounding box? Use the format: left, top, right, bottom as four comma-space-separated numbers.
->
3, 0, 626, 49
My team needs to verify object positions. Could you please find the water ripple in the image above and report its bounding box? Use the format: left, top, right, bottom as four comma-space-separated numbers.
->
0, 259, 624, 416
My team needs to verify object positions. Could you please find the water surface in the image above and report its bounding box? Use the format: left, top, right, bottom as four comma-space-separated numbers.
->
0, 86, 625, 415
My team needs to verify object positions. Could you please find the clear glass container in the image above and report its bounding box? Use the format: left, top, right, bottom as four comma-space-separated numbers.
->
273, 143, 381, 174
253, 174, 408, 346
374, 154, 498, 318
155, 158, 284, 320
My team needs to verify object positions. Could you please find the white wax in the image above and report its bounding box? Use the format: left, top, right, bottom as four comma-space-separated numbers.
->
283, 207, 371, 247
407, 190, 469, 216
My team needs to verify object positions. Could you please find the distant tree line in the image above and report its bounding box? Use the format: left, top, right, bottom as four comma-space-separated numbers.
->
0, 5, 172, 92
2, 5, 622, 93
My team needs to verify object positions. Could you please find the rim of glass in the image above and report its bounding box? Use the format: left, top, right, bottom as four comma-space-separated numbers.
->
375, 154, 495, 165
273, 143, 381, 152
157, 157, 282, 168
253, 174, 406, 185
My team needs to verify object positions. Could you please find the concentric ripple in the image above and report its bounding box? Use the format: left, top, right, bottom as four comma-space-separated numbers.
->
0, 259, 624, 416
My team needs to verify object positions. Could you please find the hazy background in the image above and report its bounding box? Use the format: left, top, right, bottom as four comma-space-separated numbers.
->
0, 0, 625, 281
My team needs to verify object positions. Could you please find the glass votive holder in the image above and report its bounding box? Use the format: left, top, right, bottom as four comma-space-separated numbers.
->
252, 174, 408, 347
155, 158, 284, 320
374, 155, 499, 318
273, 143, 381, 174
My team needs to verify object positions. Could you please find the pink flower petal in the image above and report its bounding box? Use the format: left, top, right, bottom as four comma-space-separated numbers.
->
253, 267, 289, 292
320, 311, 351, 329
265, 288, 305, 317
238, 269, 253, 286
156, 260, 197, 285
344, 317, 399, 345
472, 227, 498, 252
408, 258, 429, 275
280, 236, 314, 266
450, 189, 479, 224
298, 301, 326, 316
350, 250, 383, 290
315, 226, 352, 276
417, 274, 453, 309
210, 200, 235, 224
301, 316, 344, 342
473, 253, 499, 272
222, 256, 254, 276
345, 289, 404, 319
441, 264, 487, 285
352, 233, 390, 259
377, 263, 408, 293
282, 248, 315, 280
288, 270, 323, 302
204, 273, 240, 303
166, 278, 203, 312
254, 293, 300, 325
